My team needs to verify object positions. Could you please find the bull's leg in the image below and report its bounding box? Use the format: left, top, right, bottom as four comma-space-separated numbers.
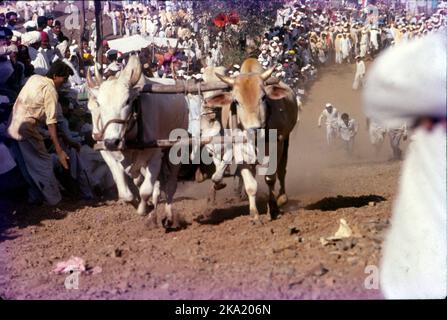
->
211, 161, 228, 187
100, 151, 134, 202
240, 167, 260, 224
133, 175, 144, 188
151, 180, 161, 210
206, 143, 231, 205
137, 160, 161, 216
234, 167, 248, 201
211, 142, 232, 187
162, 164, 183, 230
145, 180, 161, 229
207, 160, 228, 205
277, 138, 289, 208
265, 174, 279, 221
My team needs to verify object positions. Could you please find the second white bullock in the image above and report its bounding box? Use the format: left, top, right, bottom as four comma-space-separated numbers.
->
86, 55, 188, 229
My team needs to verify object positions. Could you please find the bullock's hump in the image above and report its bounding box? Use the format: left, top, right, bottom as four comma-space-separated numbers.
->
241, 58, 264, 74
203, 66, 227, 82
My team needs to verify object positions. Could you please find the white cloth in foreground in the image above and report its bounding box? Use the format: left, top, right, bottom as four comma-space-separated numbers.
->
363, 32, 446, 128
338, 118, 358, 141
380, 126, 446, 298
363, 32, 447, 299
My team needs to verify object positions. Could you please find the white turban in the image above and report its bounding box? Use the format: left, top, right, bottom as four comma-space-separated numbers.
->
23, 20, 37, 29
12, 30, 22, 38
56, 40, 69, 57
21, 31, 41, 46
363, 33, 446, 128
69, 44, 79, 57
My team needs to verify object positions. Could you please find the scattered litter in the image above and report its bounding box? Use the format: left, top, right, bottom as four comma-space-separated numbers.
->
53, 256, 102, 276
288, 226, 300, 235
320, 218, 353, 246
53, 256, 86, 274
112, 248, 122, 258
368, 201, 376, 207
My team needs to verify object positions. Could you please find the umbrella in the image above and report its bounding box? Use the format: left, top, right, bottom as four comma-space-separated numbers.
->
213, 13, 228, 28
228, 11, 240, 25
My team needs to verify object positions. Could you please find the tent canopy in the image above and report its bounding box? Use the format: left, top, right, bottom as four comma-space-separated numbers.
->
107, 35, 180, 53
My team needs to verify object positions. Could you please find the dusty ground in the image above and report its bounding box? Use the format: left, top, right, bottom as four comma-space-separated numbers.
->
0, 60, 408, 299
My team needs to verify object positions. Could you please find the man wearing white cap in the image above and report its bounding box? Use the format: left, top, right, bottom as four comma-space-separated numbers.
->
338, 113, 358, 155
359, 29, 369, 58
363, 33, 446, 299
366, 118, 387, 154
318, 103, 339, 145
260, 38, 269, 52
205, 51, 214, 68
108, 9, 118, 36
334, 34, 343, 64
387, 122, 407, 160
370, 26, 380, 53
341, 33, 352, 63
258, 49, 271, 65
352, 55, 366, 90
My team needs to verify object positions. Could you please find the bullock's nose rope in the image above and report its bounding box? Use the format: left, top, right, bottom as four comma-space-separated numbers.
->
92, 98, 139, 142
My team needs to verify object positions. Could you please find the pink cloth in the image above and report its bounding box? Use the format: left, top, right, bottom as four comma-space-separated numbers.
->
53, 256, 86, 274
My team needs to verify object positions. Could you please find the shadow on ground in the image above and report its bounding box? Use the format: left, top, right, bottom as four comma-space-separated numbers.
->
304, 195, 386, 211
195, 198, 269, 225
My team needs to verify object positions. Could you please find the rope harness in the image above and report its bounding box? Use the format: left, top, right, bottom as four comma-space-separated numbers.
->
92, 97, 139, 142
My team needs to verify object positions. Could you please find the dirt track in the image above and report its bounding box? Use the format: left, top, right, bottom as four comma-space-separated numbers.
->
0, 59, 409, 299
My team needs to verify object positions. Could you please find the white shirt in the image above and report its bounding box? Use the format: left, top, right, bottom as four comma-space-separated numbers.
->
29, 47, 51, 76
62, 58, 83, 86
205, 56, 214, 67
355, 60, 366, 76
338, 118, 358, 141
318, 107, 339, 127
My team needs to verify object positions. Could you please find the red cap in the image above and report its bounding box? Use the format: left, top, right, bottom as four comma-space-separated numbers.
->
40, 31, 49, 42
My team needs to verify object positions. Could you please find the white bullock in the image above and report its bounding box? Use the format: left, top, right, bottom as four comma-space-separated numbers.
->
86, 55, 188, 229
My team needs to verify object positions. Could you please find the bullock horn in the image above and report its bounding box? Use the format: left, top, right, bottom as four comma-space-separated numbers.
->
215, 72, 235, 86
260, 66, 275, 82
94, 63, 103, 86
